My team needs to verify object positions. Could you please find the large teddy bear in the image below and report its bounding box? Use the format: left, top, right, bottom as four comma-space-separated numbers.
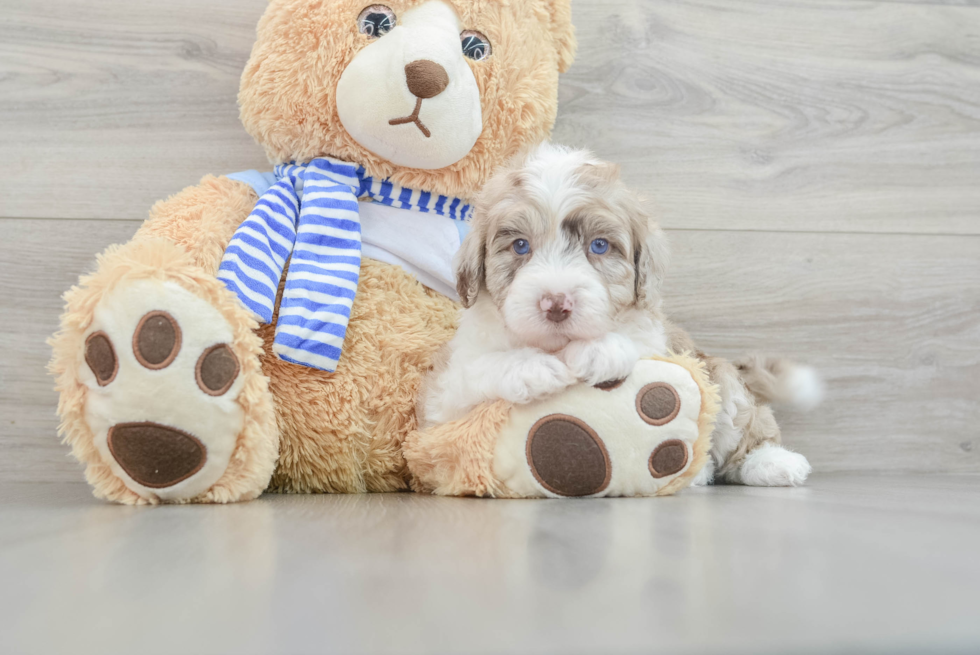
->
50, 0, 717, 504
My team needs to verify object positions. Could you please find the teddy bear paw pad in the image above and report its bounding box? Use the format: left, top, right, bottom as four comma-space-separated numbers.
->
107, 422, 206, 488
84, 332, 118, 386
526, 415, 611, 497
492, 358, 707, 498
132, 310, 182, 369
79, 279, 246, 501
648, 439, 689, 478
636, 382, 681, 425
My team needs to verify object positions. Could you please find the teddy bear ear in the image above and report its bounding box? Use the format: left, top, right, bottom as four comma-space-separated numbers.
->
540, 0, 577, 73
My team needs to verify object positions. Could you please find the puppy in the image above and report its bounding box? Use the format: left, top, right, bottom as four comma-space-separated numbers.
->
421, 143, 821, 486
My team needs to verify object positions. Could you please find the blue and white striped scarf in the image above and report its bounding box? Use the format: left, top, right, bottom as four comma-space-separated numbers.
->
217, 157, 472, 372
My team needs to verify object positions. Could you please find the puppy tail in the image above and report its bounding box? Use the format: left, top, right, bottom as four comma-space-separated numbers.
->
733, 354, 824, 412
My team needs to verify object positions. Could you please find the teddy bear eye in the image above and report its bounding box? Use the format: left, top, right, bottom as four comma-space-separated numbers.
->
460, 30, 491, 61
358, 5, 396, 37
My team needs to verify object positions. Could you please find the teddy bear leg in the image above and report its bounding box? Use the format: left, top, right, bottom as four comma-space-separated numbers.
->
51, 237, 278, 505
408, 354, 720, 498
495, 355, 720, 498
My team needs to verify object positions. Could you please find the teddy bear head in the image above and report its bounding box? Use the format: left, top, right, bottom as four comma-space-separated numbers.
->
239, 0, 575, 199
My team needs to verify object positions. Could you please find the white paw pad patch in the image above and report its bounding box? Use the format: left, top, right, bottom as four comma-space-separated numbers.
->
493, 359, 706, 498
80, 280, 245, 501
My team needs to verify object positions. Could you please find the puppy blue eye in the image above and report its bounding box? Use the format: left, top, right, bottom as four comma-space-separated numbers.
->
590, 238, 609, 255
513, 239, 530, 255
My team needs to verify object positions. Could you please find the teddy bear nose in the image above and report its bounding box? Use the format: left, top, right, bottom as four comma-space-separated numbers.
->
404, 60, 449, 99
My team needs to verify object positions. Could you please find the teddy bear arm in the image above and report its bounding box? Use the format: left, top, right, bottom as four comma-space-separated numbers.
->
134, 175, 258, 276
404, 400, 514, 497
406, 354, 720, 498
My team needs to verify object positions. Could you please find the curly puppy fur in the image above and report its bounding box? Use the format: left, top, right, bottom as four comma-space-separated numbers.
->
422, 143, 818, 487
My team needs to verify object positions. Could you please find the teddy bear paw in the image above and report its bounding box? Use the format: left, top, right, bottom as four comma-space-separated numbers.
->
490, 357, 712, 498
80, 279, 252, 502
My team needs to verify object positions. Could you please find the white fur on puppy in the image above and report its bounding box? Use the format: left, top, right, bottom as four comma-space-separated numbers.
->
422, 144, 663, 426
422, 143, 818, 488
739, 443, 812, 487
562, 332, 638, 386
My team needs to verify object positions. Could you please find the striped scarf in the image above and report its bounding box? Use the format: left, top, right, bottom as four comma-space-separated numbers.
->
217, 157, 472, 372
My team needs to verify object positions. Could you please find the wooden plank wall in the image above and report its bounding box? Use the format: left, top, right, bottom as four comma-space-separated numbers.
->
1, 0, 977, 482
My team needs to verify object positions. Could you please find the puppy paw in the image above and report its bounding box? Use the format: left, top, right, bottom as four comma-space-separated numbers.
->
739, 443, 812, 487
498, 354, 575, 405
561, 333, 638, 386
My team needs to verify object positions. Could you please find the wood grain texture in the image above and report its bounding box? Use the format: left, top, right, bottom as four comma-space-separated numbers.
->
0, 220, 140, 482
0, 0, 269, 220
1, 0, 978, 233
664, 229, 980, 473
2, 219, 976, 481
554, 0, 980, 234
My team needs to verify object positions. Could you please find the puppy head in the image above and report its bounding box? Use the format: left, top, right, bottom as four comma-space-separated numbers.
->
456, 142, 669, 351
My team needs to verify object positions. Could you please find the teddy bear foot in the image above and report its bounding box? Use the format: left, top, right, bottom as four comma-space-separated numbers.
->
405, 354, 719, 498
77, 273, 274, 503
492, 357, 717, 498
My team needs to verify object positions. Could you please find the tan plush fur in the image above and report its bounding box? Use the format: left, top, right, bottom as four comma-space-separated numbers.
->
137, 176, 262, 277
240, 0, 575, 198
51, 0, 576, 502
404, 400, 512, 496
262, 257, 459, 493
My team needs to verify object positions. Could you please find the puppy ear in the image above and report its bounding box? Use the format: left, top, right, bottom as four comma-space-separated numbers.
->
579, 161, 621, 189
540, 0, 576, 73
629, 202, 670, 308
454, 220, 486, 308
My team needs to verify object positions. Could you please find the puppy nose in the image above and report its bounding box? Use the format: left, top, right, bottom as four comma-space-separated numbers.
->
540, 293, 572, 324
404, 60, 449, 99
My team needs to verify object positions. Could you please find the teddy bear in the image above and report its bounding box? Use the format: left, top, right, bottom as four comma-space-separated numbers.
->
50, 0, 717, 504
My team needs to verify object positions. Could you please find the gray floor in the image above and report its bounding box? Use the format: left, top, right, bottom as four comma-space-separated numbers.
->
2, 474, 978, 655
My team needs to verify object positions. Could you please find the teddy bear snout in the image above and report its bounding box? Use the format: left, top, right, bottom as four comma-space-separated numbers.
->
405, 59, 449, 99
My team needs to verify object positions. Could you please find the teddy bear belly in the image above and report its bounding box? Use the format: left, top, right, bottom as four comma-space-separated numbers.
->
261, 256, 460, 494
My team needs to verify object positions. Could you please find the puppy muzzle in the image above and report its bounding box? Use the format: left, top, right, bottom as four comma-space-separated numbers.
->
540, 293, 573, 323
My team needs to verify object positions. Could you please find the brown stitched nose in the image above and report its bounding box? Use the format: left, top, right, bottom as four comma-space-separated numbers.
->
541, 293, 572, 324
405, 59, 449, 99
107, 422, 206, 489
